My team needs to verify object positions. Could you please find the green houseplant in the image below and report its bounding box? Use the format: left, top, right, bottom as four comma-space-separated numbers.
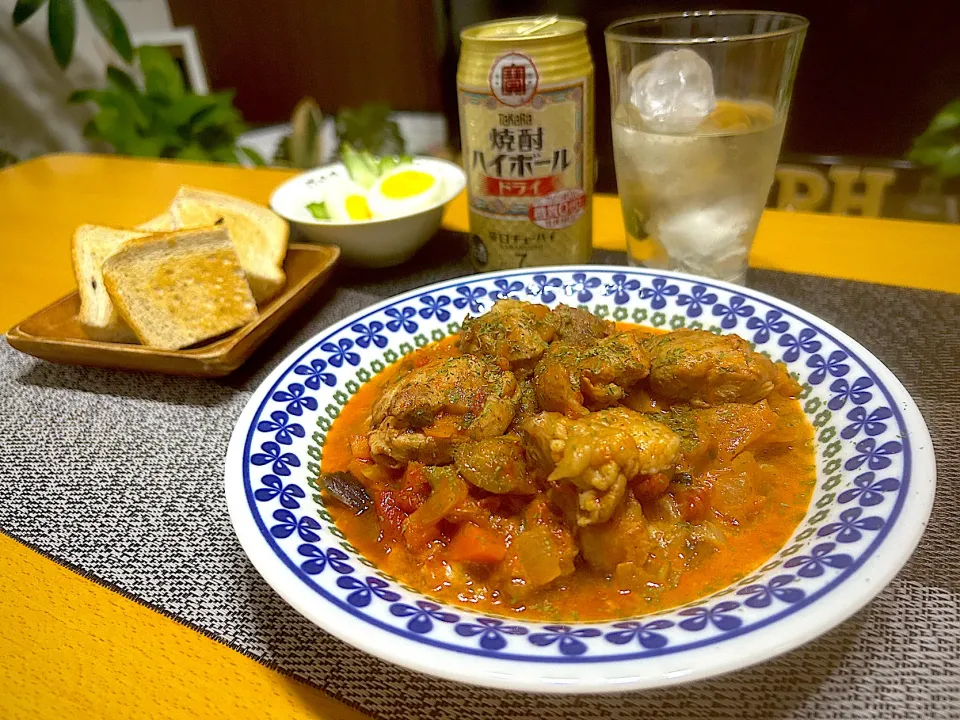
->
907, 100, 960, 177
12, 0, 261, 164
905, 100, 960, 222
69, 46, 263, 164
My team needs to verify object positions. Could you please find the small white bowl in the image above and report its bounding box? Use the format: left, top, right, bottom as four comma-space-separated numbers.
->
269, 157, 466, 268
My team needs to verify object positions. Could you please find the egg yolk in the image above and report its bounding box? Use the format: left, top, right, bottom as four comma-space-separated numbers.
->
345, 194, 372, 220
380, 170, 435, 199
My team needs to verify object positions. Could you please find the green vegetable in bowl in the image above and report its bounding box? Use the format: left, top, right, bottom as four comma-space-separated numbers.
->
306, 201, 330, 220
341, 143, 414, 188
341, 143, 381, 189
377, 153, 414, 176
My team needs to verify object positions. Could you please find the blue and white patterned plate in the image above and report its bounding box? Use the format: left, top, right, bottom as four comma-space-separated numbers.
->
225, 266, 935, 693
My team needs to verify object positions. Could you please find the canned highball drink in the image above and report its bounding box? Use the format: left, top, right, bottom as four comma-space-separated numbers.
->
458, 17, 594, 270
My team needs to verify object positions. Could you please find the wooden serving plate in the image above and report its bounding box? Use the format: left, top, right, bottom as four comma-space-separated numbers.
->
6, 243, 339, 377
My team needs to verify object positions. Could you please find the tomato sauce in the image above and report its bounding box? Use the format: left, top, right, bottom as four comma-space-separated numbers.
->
322, 329, 815, 622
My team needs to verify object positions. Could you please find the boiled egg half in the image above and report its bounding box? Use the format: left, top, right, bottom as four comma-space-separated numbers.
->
367, 167, 444, 219
323, 178, 373, 222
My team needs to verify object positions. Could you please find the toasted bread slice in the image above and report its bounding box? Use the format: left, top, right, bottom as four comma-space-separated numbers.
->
102, 227, 258, 351
137, 210, 180, 232
169, 186, 288, 303
72, 224, 150, 342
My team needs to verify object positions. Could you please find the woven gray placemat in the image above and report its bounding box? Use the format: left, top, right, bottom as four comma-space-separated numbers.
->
2, 233, 958, 719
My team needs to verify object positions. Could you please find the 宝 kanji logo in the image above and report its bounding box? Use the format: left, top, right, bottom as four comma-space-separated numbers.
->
490, 52, 537, 106
500, 64, 527, 96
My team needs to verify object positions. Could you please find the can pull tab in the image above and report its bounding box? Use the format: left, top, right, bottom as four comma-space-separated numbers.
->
516, 15, 560, 36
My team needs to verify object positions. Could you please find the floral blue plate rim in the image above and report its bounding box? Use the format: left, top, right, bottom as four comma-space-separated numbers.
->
225, 265, 935, 693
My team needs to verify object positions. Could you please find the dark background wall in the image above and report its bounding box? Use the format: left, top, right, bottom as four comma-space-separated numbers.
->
170, 0, 959, 192
167, 0, 446, 119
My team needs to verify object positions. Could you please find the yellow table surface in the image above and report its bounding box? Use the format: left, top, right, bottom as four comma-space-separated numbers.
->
1, 154, 957, 719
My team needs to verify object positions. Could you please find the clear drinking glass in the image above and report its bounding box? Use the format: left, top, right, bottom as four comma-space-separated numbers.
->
605, 11, 807, 283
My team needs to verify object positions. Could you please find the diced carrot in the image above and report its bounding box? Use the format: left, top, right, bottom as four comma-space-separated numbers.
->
403, 520, 441, 550
447, 522, 507, 564
349, 434, 372, 460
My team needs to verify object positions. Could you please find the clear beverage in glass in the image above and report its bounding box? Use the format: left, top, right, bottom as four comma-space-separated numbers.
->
605, 12, 807, 283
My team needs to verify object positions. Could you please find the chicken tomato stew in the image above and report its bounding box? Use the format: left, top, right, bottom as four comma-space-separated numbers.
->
321, 300, 815, 621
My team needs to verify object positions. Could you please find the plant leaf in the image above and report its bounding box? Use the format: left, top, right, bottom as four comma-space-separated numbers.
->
82, 118, 102, 140
335, 102, 404, 156
211, 147, 240, 164
190, 104, 242, 133
84, 81, 149, 132
106, 65, 138, 94
924, 100, 960, 136
911, 132, 951, 149
939, 145, 960, 178
238, 146, 266, 166
104, 66, 155, 130
160, 93, 221, 127
82, 0, 133, 62
123, 136, 166, 157
13, 0, 46, 26
116, 87, 150, 130
273, 135, 291, 165
92, 105, 127, 147
907, 145, 947, 167
68, 88, 101, 104
139, 45, 185, 100
289, 97, 323, 168
48, 0, 76, 69
175, 144, 212, 162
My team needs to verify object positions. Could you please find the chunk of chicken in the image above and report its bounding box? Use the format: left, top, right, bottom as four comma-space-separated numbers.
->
645, 329, 776, 407
369, 356, 519, 467
521, 407, 681, 526
545, 304, 614, 344
368, 417, 453, 466
533, 331, 651, 418
509, 379, 540, 431
578, 493, 654, 573
459, 299, 555, 378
